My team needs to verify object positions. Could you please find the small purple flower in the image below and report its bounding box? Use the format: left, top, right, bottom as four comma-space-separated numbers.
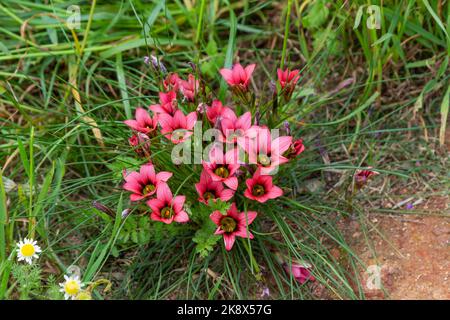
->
405, 203, 414, 210
269, 80, 276, 93
196, 102, 207, 115
260, 287, 270, 298
145, 55, 167, 74
283, 121, 291, 136
254, 110, 261, 126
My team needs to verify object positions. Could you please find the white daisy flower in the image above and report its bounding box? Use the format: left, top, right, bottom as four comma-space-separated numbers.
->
16, 238, 42, 264
59, 275, 84, 300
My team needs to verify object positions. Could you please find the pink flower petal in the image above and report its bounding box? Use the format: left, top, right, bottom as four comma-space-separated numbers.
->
174, 210, 189, 223
272, 136, 293, 155
156, 183, 172, 203
244, 64, 256, 80
172, 195, 186, 212
135, 107, 151, 124
141, 164, 156, 182
123, 181, 142, 194
210, 210, 223, 226
220, 189, 235, 201
150, 212, 163, 222
156, 171, 172, 182
224, 177, 238, 190
223, 233, 236, 251
130, 193, 145, 201
185, 112, 197, 130
219, 68, 234, 85
266, 185, 283, 199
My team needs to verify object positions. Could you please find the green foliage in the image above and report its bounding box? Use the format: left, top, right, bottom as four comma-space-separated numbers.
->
201, 40, 225, 78
106, 156, 142, 180
207, 199, 231, 216
192, 219, 221, 258
302, 0, 329, 29
11, 263, 42, 300
0, 0, 448, 300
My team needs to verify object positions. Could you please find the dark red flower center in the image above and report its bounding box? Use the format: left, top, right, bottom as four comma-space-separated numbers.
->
221, 217, 237, 233
203, 191, 216, 201
143, 184, 155, 195
214, 166, 229, 178
161, 207, 174, 219
252, 184, 265, 196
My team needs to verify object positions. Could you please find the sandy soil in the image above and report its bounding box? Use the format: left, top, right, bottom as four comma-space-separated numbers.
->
344, 196, 449, 299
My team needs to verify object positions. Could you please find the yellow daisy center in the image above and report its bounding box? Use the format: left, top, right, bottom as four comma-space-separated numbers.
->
20, 244, 35, 257
64, 280, 80, 296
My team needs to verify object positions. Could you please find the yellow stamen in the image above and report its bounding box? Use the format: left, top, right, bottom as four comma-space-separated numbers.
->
64, 280, 80, 296
221, 217, 237, 233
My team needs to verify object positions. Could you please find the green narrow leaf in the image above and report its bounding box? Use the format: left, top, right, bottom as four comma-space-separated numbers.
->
32, 162, 55, 238
17, 139, 30, 179
116, 53, 131, 119
219, 8, 236, 100
0, 174, 7, 262
439, 85, 450, 146
422, 0, 450, 41
310, 92, 379, 126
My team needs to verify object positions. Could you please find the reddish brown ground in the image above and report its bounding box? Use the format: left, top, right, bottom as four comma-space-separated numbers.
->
343, 196, 449, 299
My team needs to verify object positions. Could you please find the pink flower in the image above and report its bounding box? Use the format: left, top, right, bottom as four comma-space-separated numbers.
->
277, 68, 300, 89
195, 170, 235, 204
239, 126, 292, 175
202, 148, 240, 190
220, 63, 256, 89
158, 110, 197, 144
355, 167, 379, 187
179, 74, 199, 102
205, 100, 235, 124
128, 133, 151, 157
128, 134, 139, 147
210, 203, 257, 251
163, 73, 180, 92
220, 111, 252, 144
147, 183, 189, 224
284, 262, 315, 284
123, 164, 172, 201
124, 108, 158, 134
149, 91, 178, 116
284, 138, 305, 159
244, 168, 283, 203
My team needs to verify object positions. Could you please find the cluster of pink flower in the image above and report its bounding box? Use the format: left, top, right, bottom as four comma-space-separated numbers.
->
123, 62, 304, 251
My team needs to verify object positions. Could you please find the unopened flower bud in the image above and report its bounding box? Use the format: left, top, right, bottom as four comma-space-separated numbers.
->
148, 55, 167, 74
92, 201, 115, 217
121, 208, 131, 219
283, 121, 291, 136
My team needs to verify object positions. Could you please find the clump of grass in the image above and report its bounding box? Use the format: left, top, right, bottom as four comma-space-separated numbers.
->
0, 0, 448, 300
